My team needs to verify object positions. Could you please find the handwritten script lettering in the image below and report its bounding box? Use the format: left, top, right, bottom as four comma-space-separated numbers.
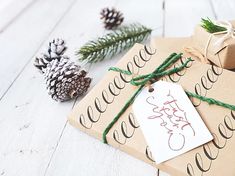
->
146, 90, 195, 151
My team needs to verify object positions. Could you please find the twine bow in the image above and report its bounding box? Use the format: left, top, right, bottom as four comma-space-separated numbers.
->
111, 53, 192, 87
213, 20, 235, 47
185, 20, 235, 64
102, 52, 235, 144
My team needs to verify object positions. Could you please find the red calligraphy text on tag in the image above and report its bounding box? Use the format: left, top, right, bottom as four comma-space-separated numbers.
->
146, 90, 195, 151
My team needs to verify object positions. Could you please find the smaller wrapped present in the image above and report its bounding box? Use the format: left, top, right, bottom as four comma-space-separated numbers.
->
186, 20, 235, 69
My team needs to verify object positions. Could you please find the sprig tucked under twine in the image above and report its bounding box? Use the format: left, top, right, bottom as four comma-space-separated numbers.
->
185, 18, 235, 65
201, 18, 227, 33
102, 53, 235, 144
76, 24, 152, 63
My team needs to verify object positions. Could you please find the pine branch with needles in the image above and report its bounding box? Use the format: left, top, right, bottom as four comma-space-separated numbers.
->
201, 18, 226, 33
76, 24, 152, 63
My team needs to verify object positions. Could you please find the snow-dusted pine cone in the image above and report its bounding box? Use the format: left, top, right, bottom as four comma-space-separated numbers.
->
34, 38, 92, 102
44, 57, 91, 101
100, 7, 124, 30
34, 38, 67, 73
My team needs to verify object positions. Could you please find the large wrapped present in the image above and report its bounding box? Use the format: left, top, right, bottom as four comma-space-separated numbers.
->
68, 37, 235, 176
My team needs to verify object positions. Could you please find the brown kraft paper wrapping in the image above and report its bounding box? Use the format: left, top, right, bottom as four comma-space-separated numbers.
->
191, 21, 235, 69
68, 37, 235, 176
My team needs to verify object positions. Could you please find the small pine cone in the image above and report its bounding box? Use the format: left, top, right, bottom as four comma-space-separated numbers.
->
44, 56, 91, 102
100, 7, 124, 30
34, 38, 67, 73
48, 38, 67, 58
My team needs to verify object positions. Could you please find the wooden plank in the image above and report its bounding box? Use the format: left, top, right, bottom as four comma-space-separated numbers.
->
210, 0, 235, 20
46, 125, 158, 176
164, 0, 215, 37
0, 0, 16, 12
0, 0, 36, 33
116, 0, 164, 36
0, 0, 117, 175
0, 0, 74, 100
0, 0, 15, 11
43, 0, 165, 176
0, 0, 77, 175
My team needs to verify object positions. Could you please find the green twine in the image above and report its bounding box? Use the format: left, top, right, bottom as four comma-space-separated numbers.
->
103, 53, 190, 143
102, 52, 235, 144
102, 85, 144, 144
108, 67, 132, 75
186, 91, 235, 111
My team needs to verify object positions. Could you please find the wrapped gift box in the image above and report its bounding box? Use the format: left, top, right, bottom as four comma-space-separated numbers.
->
191, 21, 235, 69
68, 37, 235, 176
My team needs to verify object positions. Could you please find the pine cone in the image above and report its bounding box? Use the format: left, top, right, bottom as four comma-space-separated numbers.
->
100, 7, 124, 30
48, 38, 67, 58
34, 38, 67, 73
44, 57, 91, 101
34, 38, 92, 102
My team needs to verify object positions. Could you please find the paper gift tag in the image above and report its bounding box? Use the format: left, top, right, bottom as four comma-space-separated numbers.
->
133, 81, 213, 164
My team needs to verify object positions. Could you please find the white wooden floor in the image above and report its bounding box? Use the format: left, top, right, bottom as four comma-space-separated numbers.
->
0, 0, 235, 176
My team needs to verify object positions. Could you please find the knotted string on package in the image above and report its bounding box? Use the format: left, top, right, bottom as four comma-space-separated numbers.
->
102, 52, 235, 144
185, 20, 235, 64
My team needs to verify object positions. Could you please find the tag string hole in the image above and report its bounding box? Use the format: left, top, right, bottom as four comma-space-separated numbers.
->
148, 87, 154, 93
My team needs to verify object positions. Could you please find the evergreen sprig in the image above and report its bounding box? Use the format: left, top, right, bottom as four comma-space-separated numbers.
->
76, 24, 152, 63
201, 18, 226, 33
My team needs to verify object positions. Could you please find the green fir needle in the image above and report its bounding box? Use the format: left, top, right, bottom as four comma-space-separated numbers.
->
201, 17, 227, 33
76, 24, 152, 63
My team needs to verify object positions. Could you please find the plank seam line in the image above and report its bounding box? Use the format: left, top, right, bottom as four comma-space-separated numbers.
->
43, 99, 77, 176
162, 0, 165, 37
44, 120, 69, 176
208, 0, 218, 19
0, 0, 38, 33
0, 0, 77, 101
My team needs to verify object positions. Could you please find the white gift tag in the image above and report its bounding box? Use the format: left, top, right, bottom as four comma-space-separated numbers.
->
133, 81, 213, 164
